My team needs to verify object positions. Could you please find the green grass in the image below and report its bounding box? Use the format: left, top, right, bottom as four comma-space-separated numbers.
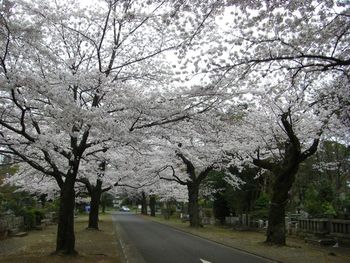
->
0, 214, 120, 263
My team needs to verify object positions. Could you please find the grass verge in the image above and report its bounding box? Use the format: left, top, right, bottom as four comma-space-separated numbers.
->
0, 213, 120, 263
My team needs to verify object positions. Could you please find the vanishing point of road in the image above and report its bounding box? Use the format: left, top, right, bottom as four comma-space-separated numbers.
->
112, 212, 274, 263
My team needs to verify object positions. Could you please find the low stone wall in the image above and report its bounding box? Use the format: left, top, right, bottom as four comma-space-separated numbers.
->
224, 215, 350, 239
0, 214, 24, 239
225, 215, 265, 229
298, 218, 329, 235
44, 212, 57, 225
329, 219, 350, 238
179, 214, 215, 225
225, 216, 241, 225
295, 218, 350, 239
202, 217, 215, 225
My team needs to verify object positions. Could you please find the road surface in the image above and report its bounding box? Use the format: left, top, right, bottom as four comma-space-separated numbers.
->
112, 212, 274, 263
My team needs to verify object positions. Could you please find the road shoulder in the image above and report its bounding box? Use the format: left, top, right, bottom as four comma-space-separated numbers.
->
142, 215, 350, 263
112, 212, 146, 263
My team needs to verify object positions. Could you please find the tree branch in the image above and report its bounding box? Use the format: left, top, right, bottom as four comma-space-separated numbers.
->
176, 152, 195, 179
299, 138, 320, 162
197, 166, 214, 183
252, 158, 274, 171
281, 110, 300, 149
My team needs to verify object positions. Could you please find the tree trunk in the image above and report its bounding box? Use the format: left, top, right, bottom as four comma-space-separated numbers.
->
40, 194, 47, 207
254, 112, 320, 246
101, 201, 106, 214
149, 195, 156, 217
56, 179, 77, 254
88, 185, 102, 230
163, 202, 170, 219
188, 183, 201, 227
266, 167, 298, 245
141, 192, 148, 215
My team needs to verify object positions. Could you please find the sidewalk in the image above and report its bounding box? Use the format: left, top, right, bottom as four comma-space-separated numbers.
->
144, 215, 350, 263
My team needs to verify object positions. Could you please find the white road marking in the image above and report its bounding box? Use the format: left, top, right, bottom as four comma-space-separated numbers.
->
200, 259, 212, 263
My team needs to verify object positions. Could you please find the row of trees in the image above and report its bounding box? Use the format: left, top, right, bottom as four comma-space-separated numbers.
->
206, 141, 350, 223
0, 0, 348, 253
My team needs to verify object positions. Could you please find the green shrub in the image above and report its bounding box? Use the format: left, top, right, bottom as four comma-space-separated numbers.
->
18, 208, 44, 230
18, 209, 35, 230
304, 184, 337, 218
250, 193, 270, 220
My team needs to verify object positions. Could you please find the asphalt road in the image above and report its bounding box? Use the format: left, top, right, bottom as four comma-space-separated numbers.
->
112, 212, 273, 263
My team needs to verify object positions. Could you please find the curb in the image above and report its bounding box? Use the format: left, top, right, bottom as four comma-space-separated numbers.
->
113, 220, 128, 263
112, 213, 146, 263
141, 215, 283, 263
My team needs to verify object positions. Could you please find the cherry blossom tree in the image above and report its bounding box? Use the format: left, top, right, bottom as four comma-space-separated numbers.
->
251, 110, 320, 245
152, 110, 246, 227
2, 0, 347, 251
3, 162, 61, 200
173, 0, 349, 244
182, 1, 349, 90
240, 76, 346, 245
225, 1, 349, 245
0, 0, 221, 254
3, 146, 146, 230
78, 144, 162, 229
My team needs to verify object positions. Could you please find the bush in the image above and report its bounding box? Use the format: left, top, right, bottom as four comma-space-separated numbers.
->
18, 209, 35, 230
45, 199, 60, 213
304, 184, 337, 218
212, 194, 230, 224
250, 193, 270, 220
18, 208, 44, 230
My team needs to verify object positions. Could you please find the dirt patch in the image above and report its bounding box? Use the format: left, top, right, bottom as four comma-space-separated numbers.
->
0, 214, 120, 263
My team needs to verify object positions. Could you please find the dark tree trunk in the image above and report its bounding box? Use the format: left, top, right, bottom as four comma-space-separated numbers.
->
163, 202, 170, 219
40, 194, 47, 207
141, 192, 148, 215
88, 183, 102, 230
253, 111, 320, 246
149, 195, 156, 217
188, 183, 201, 227
101, 201, 106, 214
266, 166, 298, 245
56, 178, 77, 255
161, 152, 213, 227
